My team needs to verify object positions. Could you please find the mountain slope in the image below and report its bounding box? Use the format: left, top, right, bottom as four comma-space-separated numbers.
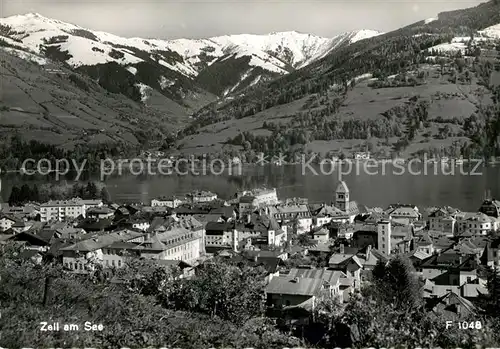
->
0, 45, 190, 149
175, 0, 500, 159
0, 13, 381, 100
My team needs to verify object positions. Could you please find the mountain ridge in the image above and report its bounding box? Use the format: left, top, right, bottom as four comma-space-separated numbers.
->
0, 12, 382, 99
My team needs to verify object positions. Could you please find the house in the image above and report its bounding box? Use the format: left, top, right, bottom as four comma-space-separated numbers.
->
265, 275, 324, 313
81, 199, 103, 209
455, 212, 497, 235
428, 207, 460, 234
478, 199, 500, 218
186, 191, 218, 203
407, 249, 431, 273
309, 204, 357, 228
352, 229, 378, 249
328, 250, 363, 289
414, 232, 435, 255
8, 230, 53, 251
480, 238, 500, 267
239, 195, 258, 214
116, 216, 150, 231
236, 188, 278, 207
0, 214, 17, 232
205, 221, 237, 251
424, 290, 478, 321
60, 229, 146, 274
419, 249, 480, 286
151, 196, 183, 208
390, 223, 413, 254
235, 213, 287, 248
2, 204, 40, 221
268, 204, 312, 234
265, 267, 355, 315
287, 267, 355, 303
87, 206, 115, 219
386, 205, 421, 225
354, 152, 370, 160
312, 227, 329, 244
77, 218, 115, 232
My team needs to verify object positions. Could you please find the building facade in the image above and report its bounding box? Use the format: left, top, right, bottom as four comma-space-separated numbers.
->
40, 199, 87, 222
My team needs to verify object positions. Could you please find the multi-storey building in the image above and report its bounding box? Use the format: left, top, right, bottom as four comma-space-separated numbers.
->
428, 207, 461, 234
205, 213, 286, 251
455, 212, 498, 235
151, 196, 183, 208
82, 199, 103, 209
239, 195, 258, 214
186, 191, 218, 203
40, 199, 87, 222
0, 214, 17, 232
60, 229, 145, 273
236, 188, 279, 207
268, 204, 312, 233
478, 199, 500, 218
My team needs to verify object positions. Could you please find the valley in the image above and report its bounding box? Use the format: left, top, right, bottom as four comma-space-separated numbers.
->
0, 2, 500, 161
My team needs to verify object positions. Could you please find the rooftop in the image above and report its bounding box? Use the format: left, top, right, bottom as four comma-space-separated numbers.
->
41, 198, 85, 207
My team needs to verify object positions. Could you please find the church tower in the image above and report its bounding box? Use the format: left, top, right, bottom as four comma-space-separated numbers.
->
335, 180, 349, 212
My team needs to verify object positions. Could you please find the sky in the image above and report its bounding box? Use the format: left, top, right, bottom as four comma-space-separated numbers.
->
1, 0, 488, 39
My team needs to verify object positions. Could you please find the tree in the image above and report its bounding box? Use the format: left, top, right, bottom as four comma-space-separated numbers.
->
8, 185, 21, 206
100, 187, 111, 203
371, 255, 422, 309
297, 233, 315, 246
19, 184, 32, 204
155, 258, 266, 325
0, 245, 300, 348
85, 182, 98, 199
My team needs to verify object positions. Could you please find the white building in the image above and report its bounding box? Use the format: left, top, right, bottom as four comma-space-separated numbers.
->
40, 198, 87, 222
252, 188, 279, 206
455, 212, 498, 235
377, 219, 391, 255
151, 196, 183, 208
0, 214, 17, 232
60, 229, 145, 273
187, 191, 218, 203
82, 199, 103, 209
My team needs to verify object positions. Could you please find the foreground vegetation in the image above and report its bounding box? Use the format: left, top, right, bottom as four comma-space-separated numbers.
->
2, 244, 500, 348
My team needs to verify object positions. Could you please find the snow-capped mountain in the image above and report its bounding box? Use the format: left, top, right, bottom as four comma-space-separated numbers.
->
0, 13, 381, 77
0, 12, 382, 100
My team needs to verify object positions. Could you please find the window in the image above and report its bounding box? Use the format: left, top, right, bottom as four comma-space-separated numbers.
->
467, 277, 472, 283
112, 260, 115, 266
118, 260, 122, 267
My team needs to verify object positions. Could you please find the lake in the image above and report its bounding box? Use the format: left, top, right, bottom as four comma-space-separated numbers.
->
1, 162, 499, 212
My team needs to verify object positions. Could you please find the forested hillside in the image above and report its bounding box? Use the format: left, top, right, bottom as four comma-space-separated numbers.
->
175, 0, 500, 160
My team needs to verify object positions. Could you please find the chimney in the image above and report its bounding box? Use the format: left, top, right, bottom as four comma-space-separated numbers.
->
340, 244, 345, 254
246, 214, 251, 224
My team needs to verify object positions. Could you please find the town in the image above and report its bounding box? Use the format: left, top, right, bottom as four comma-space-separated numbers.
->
1, 181, 500, 345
